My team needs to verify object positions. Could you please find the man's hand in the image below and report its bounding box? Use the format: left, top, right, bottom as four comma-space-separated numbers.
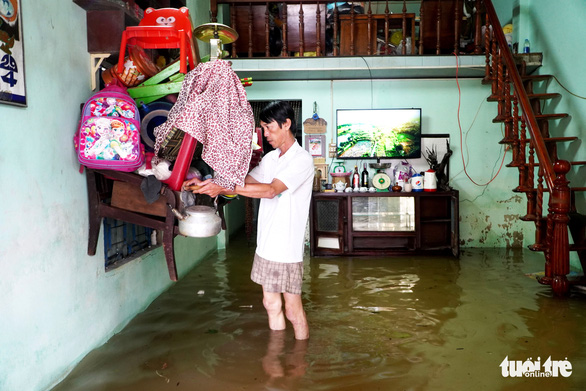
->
195, 181, 229, 198
183, 177, 230, 198
182, 176, 206, 191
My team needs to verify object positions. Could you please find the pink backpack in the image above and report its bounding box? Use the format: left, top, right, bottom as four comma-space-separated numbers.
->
74, 83, 144, 172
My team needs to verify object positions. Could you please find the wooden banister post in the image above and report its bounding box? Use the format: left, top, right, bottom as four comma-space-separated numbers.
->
210, 0, 218, 22
548, 160, 572, 296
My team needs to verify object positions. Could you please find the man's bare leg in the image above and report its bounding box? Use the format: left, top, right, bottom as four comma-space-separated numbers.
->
283, 292, 309, 340
262, 288, 286, 331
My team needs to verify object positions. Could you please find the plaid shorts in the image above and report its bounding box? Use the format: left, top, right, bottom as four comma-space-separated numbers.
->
250, 253, 304, 295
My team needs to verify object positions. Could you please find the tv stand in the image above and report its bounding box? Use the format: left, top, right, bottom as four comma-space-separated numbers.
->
310, 191, 459, 257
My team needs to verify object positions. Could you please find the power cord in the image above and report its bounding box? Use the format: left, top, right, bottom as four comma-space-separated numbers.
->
359, 56, 374, 108
454, 51, 508, 186
552, 75, 586, 100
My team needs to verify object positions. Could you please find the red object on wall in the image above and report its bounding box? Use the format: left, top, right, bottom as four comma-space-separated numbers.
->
160, 135, 197, 191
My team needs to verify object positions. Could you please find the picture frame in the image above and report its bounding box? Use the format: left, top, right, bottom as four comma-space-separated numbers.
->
408, 134, 451, 177
314, 162, 329, 181
305, 134, 326, 158
0, 0, 27, 107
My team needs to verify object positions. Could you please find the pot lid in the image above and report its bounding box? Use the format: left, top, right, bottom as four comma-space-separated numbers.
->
184, 205, 216, 216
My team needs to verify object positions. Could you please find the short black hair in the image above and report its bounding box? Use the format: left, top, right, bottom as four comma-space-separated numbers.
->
259, 101, 296, 135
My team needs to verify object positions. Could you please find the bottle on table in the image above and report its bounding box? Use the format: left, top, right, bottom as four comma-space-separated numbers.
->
352, 165, 360, 189
523, 39, 530, 53
361, 163, 369, 187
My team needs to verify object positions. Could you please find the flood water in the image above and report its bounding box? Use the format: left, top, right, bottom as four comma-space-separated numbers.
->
53, 233, 586, 391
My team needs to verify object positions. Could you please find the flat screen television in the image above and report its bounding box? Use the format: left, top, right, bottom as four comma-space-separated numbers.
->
336, 108, 422, 159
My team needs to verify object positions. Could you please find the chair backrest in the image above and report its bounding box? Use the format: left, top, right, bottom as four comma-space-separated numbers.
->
139, 7, 193, 35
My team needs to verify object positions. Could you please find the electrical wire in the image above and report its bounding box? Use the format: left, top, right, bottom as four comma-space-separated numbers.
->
552, 75, 586, 100
359, 56, 374, 108
454, 51, 508, 187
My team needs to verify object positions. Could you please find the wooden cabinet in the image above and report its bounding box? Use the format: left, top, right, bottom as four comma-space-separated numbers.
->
339, 13, 416, 56
74, 0, 142, 54
73, 0, 182, 54
310, 191, 459, 257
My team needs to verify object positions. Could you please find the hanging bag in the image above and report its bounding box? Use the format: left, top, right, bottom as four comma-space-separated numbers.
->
74, 83, 144, 172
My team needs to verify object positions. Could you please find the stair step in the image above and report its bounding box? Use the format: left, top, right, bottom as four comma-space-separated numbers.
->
522, 161, 586, 167
492, 113, 569, 123
512, 186, 586, 194
536, 113, 570, 121
487, 92, 561, 102
522, 74, 553, 82
528, 243, 547, 252
526, 244, 586, 254
543, 136, 578, 143
520, 214, 546, 222
527, 248, 585, 256
507, 160, 586, 169
528, 92, 562, 100
500, 136, 577, 144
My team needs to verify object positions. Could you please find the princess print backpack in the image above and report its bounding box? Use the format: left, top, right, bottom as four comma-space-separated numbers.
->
74, 83, 144, 171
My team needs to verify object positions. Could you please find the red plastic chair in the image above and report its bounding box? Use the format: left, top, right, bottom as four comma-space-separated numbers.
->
117, 7, 196, 76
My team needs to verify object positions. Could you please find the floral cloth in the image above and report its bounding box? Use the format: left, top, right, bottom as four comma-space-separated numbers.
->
153, 60, 254, 190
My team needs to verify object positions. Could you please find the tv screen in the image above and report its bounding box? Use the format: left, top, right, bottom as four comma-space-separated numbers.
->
336, 108, 422, 159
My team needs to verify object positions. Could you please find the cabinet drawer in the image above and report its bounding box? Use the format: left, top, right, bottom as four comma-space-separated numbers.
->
353, 236, 415, 250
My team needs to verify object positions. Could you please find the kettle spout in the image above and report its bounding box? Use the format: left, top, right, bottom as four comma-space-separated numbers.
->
168, 204, 187, 220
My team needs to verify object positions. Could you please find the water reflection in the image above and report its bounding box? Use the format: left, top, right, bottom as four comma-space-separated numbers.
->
52, 235, 586, 391
262, 331, 308, 389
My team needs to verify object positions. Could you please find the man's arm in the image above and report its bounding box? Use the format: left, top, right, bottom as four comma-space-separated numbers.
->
233, 178, 287, 199
184, 175, 287, 199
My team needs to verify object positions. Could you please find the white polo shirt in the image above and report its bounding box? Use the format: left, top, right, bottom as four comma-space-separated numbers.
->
248, 141, 314, 263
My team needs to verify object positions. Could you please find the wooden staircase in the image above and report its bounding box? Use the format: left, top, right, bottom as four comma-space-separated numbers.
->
483, 0, 586, 295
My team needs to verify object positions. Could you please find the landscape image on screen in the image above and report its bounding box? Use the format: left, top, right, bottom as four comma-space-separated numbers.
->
336, 109, 421, 158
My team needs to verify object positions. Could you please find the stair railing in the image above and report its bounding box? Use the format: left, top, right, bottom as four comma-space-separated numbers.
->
483, 0, 572, 295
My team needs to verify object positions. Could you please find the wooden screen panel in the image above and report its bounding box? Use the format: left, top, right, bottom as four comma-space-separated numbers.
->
232, 4, 326, 57
285, 4, 326, 54
420, 0, 463, 54
233, 5, 268, 56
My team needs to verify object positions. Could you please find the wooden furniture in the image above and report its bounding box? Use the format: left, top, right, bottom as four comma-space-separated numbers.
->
86, 168, 181, 280
419, 0, 463, 54
310, 191, 459, 257
339, 13, 416, 56
231, 4, 326, 56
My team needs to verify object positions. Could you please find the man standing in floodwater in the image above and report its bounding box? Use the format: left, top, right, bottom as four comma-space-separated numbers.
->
184, 100, 314, 340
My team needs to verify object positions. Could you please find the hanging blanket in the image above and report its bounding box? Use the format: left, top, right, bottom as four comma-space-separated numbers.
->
153, 60, 254, 190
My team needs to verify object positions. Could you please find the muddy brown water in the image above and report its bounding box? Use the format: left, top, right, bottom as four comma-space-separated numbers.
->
53, 233, 586, 390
